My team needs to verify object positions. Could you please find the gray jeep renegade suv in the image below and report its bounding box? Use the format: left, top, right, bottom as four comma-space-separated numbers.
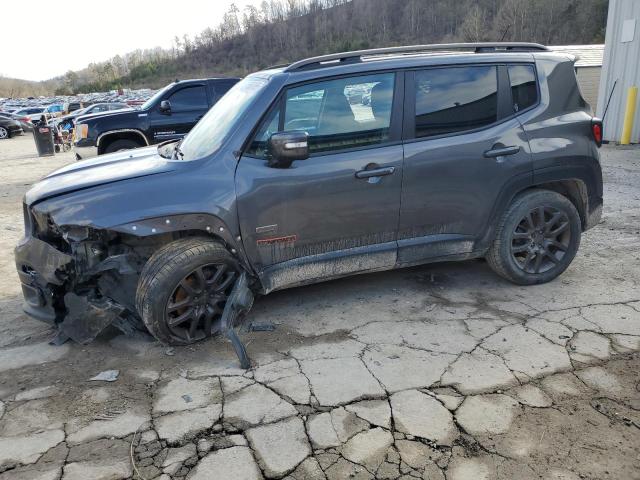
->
16, 43, 603, 352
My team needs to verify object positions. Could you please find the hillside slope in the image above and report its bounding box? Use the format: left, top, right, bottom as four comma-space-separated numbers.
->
3, 0, 608, 97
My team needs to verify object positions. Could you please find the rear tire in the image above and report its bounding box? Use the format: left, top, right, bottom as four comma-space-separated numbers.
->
104, 139, 141, 153
136, 238, 240, 345
0, 126, 8, 139
486, 189, 581, 285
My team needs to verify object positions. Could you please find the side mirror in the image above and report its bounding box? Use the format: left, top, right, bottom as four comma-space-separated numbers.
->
267, 131, 309, 168
159, 100, 171, 114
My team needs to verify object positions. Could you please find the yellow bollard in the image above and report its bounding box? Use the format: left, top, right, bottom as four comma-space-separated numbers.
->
620, 86, 638, 145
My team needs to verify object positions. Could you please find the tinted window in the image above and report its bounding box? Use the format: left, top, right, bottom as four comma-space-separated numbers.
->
167, 85, 208, 111
509, 65, 538, 112
248, 72, 395, 157
414, 66, 498, 138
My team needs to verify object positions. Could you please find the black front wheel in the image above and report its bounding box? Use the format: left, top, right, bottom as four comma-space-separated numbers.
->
104, 139, 141, 153
136, 238, 241, 345
486, 190, 582, 285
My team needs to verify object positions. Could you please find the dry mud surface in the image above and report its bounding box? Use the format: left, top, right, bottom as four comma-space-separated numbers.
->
0, 135, 638, 480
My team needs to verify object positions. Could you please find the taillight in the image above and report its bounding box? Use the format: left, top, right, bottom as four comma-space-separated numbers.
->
591, 118, 603, 147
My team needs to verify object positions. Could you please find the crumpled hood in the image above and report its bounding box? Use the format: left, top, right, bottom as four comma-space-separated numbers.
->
25, 146, 177, 206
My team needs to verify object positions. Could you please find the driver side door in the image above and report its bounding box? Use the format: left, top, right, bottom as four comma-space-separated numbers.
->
149, 84, 209, 142
235, 72, 405, 292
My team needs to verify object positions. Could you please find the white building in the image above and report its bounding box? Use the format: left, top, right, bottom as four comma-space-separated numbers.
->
596, 0, 640, 143
549, 45, 604, 111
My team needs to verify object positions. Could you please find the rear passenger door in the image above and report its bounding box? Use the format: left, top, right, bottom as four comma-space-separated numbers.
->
398, 64, 534, 265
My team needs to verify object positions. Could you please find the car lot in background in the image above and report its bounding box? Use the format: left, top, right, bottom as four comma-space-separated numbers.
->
55, 102, 132, 130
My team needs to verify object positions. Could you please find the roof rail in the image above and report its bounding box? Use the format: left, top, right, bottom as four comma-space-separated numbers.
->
284, 42, 549, 72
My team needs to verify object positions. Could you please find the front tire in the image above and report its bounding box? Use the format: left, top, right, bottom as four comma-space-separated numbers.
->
104, 139, 141, 153
136, 238, 240, 345
486, 190, 581, 285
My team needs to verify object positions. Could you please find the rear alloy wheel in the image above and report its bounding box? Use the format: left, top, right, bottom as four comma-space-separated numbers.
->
510, 206, 570, 274
486, 190, 582, 285
0, 127, 8, 139
136, 238, 241, 345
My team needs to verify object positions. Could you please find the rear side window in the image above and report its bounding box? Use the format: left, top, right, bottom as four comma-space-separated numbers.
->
508, 65, 538, 112
414, 66, 498, 138
167, 85, 208, 112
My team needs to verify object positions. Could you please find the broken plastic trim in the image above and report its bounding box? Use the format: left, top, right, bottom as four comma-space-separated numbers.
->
219, 271, 254, 369
59, 293, 125, 344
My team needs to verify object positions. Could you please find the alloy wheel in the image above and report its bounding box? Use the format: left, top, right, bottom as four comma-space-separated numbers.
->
510, 205, 571, 274
0, 127, 8, 139
165, 263, 237, 342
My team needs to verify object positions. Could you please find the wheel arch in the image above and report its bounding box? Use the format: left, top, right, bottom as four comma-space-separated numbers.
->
97, 129, 149, 154
109, 213, 253, 273
479, 172, 592, 252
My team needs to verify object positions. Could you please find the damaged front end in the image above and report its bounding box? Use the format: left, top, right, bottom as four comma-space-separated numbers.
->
15, 203, 148, 344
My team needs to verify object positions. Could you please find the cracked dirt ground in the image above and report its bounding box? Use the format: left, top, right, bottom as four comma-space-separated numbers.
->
0, 135, 639, 480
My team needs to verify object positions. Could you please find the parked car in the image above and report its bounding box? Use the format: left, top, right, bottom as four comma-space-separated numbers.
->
0, 116, 23, 138
13, 107, 46, 123
63, 102, 84, 114
73, 78, 240, 159
45, 104, 64, 117
15, 43, 603, 351
55, 103, 132, 130
0, 112, 33, 132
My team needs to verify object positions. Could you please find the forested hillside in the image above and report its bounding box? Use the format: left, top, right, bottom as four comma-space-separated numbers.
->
3, 0, 608, 97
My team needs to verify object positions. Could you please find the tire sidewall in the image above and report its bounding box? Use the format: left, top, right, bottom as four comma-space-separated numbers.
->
141, 245, 239, 345
499, 192, 581, 285
105, 139, 140, 153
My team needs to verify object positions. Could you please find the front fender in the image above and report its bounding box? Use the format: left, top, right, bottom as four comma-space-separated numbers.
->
111, 213, 252, 270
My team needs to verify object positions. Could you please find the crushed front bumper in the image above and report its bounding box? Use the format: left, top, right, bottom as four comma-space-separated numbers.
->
15, 235, 126, 343
15, 236, 72, 324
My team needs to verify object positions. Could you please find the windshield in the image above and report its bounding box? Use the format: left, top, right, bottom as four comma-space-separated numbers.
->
140, 84, 173, 110
178, 77, 268, 161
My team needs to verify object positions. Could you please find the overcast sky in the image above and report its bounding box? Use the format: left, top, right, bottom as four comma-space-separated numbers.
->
2, 0, 260, 81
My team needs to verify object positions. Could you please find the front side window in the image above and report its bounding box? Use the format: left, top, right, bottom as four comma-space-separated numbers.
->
167, 85, 208, 112
247, 72, 395, 157
508, 65, 538, 112
414, 66, 498, 138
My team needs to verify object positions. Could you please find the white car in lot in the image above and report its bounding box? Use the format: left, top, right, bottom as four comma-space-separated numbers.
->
13, 107, 46, 123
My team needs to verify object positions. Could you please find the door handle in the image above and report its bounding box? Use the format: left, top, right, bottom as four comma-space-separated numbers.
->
483, 145, 521, 158
355, 166, 395, 179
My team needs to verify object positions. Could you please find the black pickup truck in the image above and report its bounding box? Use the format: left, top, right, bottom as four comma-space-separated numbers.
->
74, 78, 240, 159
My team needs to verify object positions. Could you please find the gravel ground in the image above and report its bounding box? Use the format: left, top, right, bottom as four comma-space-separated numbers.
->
0, 134, 638, 480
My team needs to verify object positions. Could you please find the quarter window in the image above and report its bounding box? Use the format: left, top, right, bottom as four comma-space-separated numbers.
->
247, 72, 395, 157
414, 66, 498, 138
167, 85, 208, 112
508, 65, 538, 112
